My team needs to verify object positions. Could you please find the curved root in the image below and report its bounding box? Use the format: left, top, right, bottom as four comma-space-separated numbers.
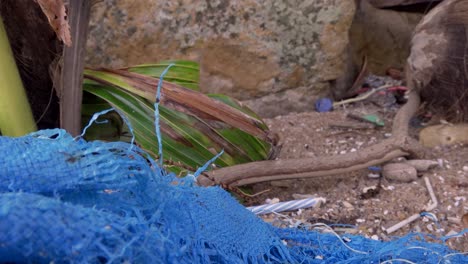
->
198, 90, 421, 187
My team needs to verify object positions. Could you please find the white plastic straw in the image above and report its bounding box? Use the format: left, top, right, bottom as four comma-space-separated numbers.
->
246, 197, 326, 215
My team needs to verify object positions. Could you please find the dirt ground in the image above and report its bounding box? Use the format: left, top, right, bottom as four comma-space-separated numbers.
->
247, 98, 467, 252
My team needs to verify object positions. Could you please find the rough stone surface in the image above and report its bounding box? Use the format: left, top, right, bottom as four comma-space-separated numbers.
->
350, 1, 423, 73
86, 0, 356, 117
369, 0, 441, 8
325, 0, 424, 100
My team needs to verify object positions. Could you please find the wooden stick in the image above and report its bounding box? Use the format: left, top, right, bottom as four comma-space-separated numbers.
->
59, 0, 91, 136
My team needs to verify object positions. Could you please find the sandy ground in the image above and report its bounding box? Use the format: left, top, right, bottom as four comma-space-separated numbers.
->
246, 99, 467, 252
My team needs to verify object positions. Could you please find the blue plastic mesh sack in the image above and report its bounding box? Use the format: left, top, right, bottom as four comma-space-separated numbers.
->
0, 129, 290, 263
1, 128, 467, 263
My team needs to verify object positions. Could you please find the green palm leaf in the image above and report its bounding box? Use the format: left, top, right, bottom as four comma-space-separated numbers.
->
82, 61, 277, 175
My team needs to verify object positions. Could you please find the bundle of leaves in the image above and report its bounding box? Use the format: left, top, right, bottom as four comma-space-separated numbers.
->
82, 61, 279, 175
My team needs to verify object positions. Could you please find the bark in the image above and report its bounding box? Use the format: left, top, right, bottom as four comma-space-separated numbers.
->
59, 0, 92, 136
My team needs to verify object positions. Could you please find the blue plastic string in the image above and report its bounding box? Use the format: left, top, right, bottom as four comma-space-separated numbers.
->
115, 109, 136, 150
154, 64, 175, 166
79, 107, 136, 152
193, 150, 224, 179
79, 108, 116, 139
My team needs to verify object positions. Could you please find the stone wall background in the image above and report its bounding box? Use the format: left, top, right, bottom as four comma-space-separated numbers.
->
86, 0, 426, 117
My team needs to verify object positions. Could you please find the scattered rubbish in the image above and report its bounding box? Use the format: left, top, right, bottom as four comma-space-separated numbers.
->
333, 84, 405, 109
347, 113, 384, 127
247, 197, 326, 215
385, 67, 403, 80
385, 176, 438, 234
315, 98, 333, 112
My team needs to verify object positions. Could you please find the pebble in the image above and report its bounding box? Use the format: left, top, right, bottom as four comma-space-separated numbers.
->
426, 224, 434, 231
462, 213, 468, 228
447, 217, 461, 224
266, 198, 280, 204
463, 165, 468, 172
382, 163, 418, 183
445, 230, 461, 237
342, 201, 354, 209
292, 193, 315, 199
437, 159, 444, 167
414, 225, 422, 233
404, 160, 439, 172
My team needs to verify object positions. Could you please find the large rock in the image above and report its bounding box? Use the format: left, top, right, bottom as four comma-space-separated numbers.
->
330, 0, 424, 99
407, 0, 468, 122
86, 0, 356, 117
350, 1, 423, 74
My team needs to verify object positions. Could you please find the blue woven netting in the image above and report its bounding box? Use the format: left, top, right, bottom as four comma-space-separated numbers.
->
0, 129, 467, 263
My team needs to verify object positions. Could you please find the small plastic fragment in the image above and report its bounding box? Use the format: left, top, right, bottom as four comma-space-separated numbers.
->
315, 98, 333, 112
362, 114, 385, 127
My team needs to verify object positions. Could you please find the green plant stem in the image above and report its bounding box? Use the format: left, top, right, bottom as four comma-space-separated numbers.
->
0, 19, 36, 136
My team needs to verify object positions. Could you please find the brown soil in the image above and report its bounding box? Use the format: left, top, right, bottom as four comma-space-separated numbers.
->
248, 100, 467, 252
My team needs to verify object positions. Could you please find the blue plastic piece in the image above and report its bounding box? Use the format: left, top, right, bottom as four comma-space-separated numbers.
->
315, 98, 334, 112
368, 166, 382, 172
